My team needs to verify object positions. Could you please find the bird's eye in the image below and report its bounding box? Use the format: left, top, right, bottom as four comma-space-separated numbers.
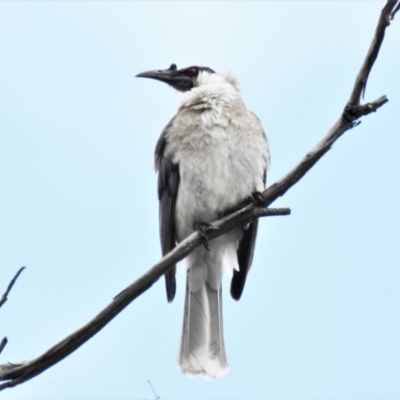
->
186, 67, 198, 77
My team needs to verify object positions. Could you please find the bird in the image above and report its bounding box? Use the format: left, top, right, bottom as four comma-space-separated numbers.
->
136, 63, 270, 379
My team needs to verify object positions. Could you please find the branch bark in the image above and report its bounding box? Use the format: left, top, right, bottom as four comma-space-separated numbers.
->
0, 0, 398, 391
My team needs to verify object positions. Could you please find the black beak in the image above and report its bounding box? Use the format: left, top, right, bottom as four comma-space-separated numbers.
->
136, 64, 193, 92
136, 68, 178, 83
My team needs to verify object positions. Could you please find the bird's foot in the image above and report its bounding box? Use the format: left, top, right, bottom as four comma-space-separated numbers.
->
221, 191, 265, 218
251, 191, 265, 207
194, 222, 215, 252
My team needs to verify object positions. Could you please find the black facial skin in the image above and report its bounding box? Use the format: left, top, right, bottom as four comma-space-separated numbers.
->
136, 64, 216, 92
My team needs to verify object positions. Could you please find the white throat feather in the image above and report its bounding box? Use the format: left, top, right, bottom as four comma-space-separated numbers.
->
179, 71, 240, 111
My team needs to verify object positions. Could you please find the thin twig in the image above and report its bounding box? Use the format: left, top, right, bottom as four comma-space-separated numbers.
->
0, 339, 7, 356
0, 1, 398, 392
0, 267, 26, 309
147, 380, 160, 400
391, 1, 400, 19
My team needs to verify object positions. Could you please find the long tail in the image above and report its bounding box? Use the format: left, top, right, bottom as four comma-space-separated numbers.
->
178, 247, 229, 379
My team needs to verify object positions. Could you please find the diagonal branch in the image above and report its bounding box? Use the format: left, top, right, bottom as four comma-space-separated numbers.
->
0, 207, 289, 389
0, 0, 398, 392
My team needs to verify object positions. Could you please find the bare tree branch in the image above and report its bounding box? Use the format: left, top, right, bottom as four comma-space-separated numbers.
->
0, 267, 26, 309
0, 208, 288, 390
349, 0, 397, 102
0, 0, 398, 392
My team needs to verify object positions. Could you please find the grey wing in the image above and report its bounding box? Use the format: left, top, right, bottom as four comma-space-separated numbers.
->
231, 220, 259, 301
155, 118, 180, 302
230, 171, 266, 301
231, 115, 269, 301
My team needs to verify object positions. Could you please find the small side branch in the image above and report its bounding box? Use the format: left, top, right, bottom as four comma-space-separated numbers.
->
0, 339, 7, 356
344, 95, 389, 121
256, 208, 291, 218
0, 267, 26, 309
147, 380, 160, 400
392, 2, 400, 18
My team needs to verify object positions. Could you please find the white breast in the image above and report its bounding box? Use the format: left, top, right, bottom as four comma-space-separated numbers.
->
165, 80, 269, 241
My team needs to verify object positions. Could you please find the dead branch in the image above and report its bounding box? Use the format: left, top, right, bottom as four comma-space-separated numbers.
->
0, 267, 26, 309
349, 1, 397, 102
0, 267, 26, 360
0, 0, 398, 392
0, 339, 7, 357
0, 207, 289, 390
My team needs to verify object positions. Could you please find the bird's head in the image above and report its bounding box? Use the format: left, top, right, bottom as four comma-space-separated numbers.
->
136, 63, 216, 92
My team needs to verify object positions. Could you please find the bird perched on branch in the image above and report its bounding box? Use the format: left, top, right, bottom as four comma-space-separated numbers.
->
136, 64, 270, 379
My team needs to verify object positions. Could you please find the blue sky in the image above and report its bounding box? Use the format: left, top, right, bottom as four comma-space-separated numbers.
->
1, 1, 400, 399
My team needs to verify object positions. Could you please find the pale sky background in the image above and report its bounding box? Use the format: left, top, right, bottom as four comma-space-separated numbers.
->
1, 1, 400, 399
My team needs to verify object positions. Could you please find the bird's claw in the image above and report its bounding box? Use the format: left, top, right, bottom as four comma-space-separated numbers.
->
194, 222, 215, 252
221, 191, 265, 218
251, 191, 265, 207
